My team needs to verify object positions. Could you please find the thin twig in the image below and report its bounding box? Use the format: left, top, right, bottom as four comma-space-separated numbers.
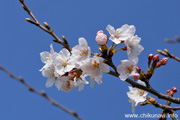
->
152, 102, 180, 111
164, 36, 180, 43
157, 49, 180, 62
19, 0, 71, 52
108, 71, 180, 105
0, 64, 83, 120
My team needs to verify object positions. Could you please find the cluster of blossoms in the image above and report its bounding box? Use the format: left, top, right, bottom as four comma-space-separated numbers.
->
40, 24, 150, 112
106, 24, 146, 113
40, 37, 109, 92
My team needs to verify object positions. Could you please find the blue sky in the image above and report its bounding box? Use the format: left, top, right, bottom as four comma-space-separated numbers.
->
1, 0, 180, 120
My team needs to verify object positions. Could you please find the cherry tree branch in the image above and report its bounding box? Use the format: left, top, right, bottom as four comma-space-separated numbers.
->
19, 0, 71, 52
108, 71, 180, 105
157, 49, 180, 62
152, 102, 180, 111
0, 64, 83, 120
164, 36, 180, 43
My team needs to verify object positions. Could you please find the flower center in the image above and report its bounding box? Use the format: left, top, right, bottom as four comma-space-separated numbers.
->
62, 60, 67, 67
92, 60, 100, 69
125, 65, 133, 73
137, 89, 144, 96
114, 29, 120, 38
46, 55, 51, 61
80, 49, 88, 56
50, 71, 54, 78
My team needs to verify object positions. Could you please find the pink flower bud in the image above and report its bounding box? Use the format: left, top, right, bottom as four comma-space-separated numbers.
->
96, 30, 103, 34
148, 54, 153, 67
151, 54, 159, 69
122, 46, 127, 51
160, 58, 168, 65
172, 87, 177, 93
167, 90, 171, 94
96, 30, 108, 45
148, 54, 154, 60
167, 90, 174, 95
153, 54, 159, 62
132, 73, 140, 81
136, 66, 141, 73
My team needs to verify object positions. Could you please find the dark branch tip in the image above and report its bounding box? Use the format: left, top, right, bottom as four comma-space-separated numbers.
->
41, 91, 47, 96
28, 87, 33, 91
71, 111, 78, 117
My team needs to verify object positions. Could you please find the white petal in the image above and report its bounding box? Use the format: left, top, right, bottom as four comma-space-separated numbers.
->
90, 77, 94, 88
55, 78, 63, 90
110, 37, 121, 44
52, 52, 63, 64
100, 63, 110, 73
40, 64, 48, 71
42, 67, 52, 77
59, 48, 70, 58
137, 80, 146, 86
120, 24, 136, 36
128, 54, 139, 63
134, 44, 144, 55
131, 100, 136, 114
121, 59, 131, 66
130, 35, 141, 47
127, 91, 136, 100
46, 77, 55, 88
119, 72, 130, 81
79, 37, 88, 47
78, 83, 84, 91
50, 44, 54, 53
55, 65, 64, 75
134, 96, 146, 105
106, 24, 116, 35
129, 25, 136, 35
40, 52, 51, 63
63, 64, 75, 72
95, 76, 102, 85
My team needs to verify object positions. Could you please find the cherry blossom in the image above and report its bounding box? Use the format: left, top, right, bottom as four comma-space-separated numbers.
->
42, 64, 56, 88
117, 59, 137, 81
55, 76, 77, 92
53, 48, 75, 75
71, 37, 91, 63
81, 56, 109, 87
40, 44, 55, 71
125, 35, 144, 63
127, 80, 148, 113
106, 24, 135, 44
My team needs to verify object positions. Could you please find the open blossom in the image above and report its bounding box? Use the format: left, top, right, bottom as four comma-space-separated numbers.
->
95, 30, 108, 45
106, 24, 135, 44
117, 60, 137, 81
42, 64, 56, 88
54, 73, 89, 92
40, 44, 55, 71
127, 80, 148, 113
53, 48, 75, 75
125, 35, 144, 63
67, 70, 89, 91
71, 37, 91, 62
81, 56, 109, 87
55, 76, 77, 92
42, 64, 60, 88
